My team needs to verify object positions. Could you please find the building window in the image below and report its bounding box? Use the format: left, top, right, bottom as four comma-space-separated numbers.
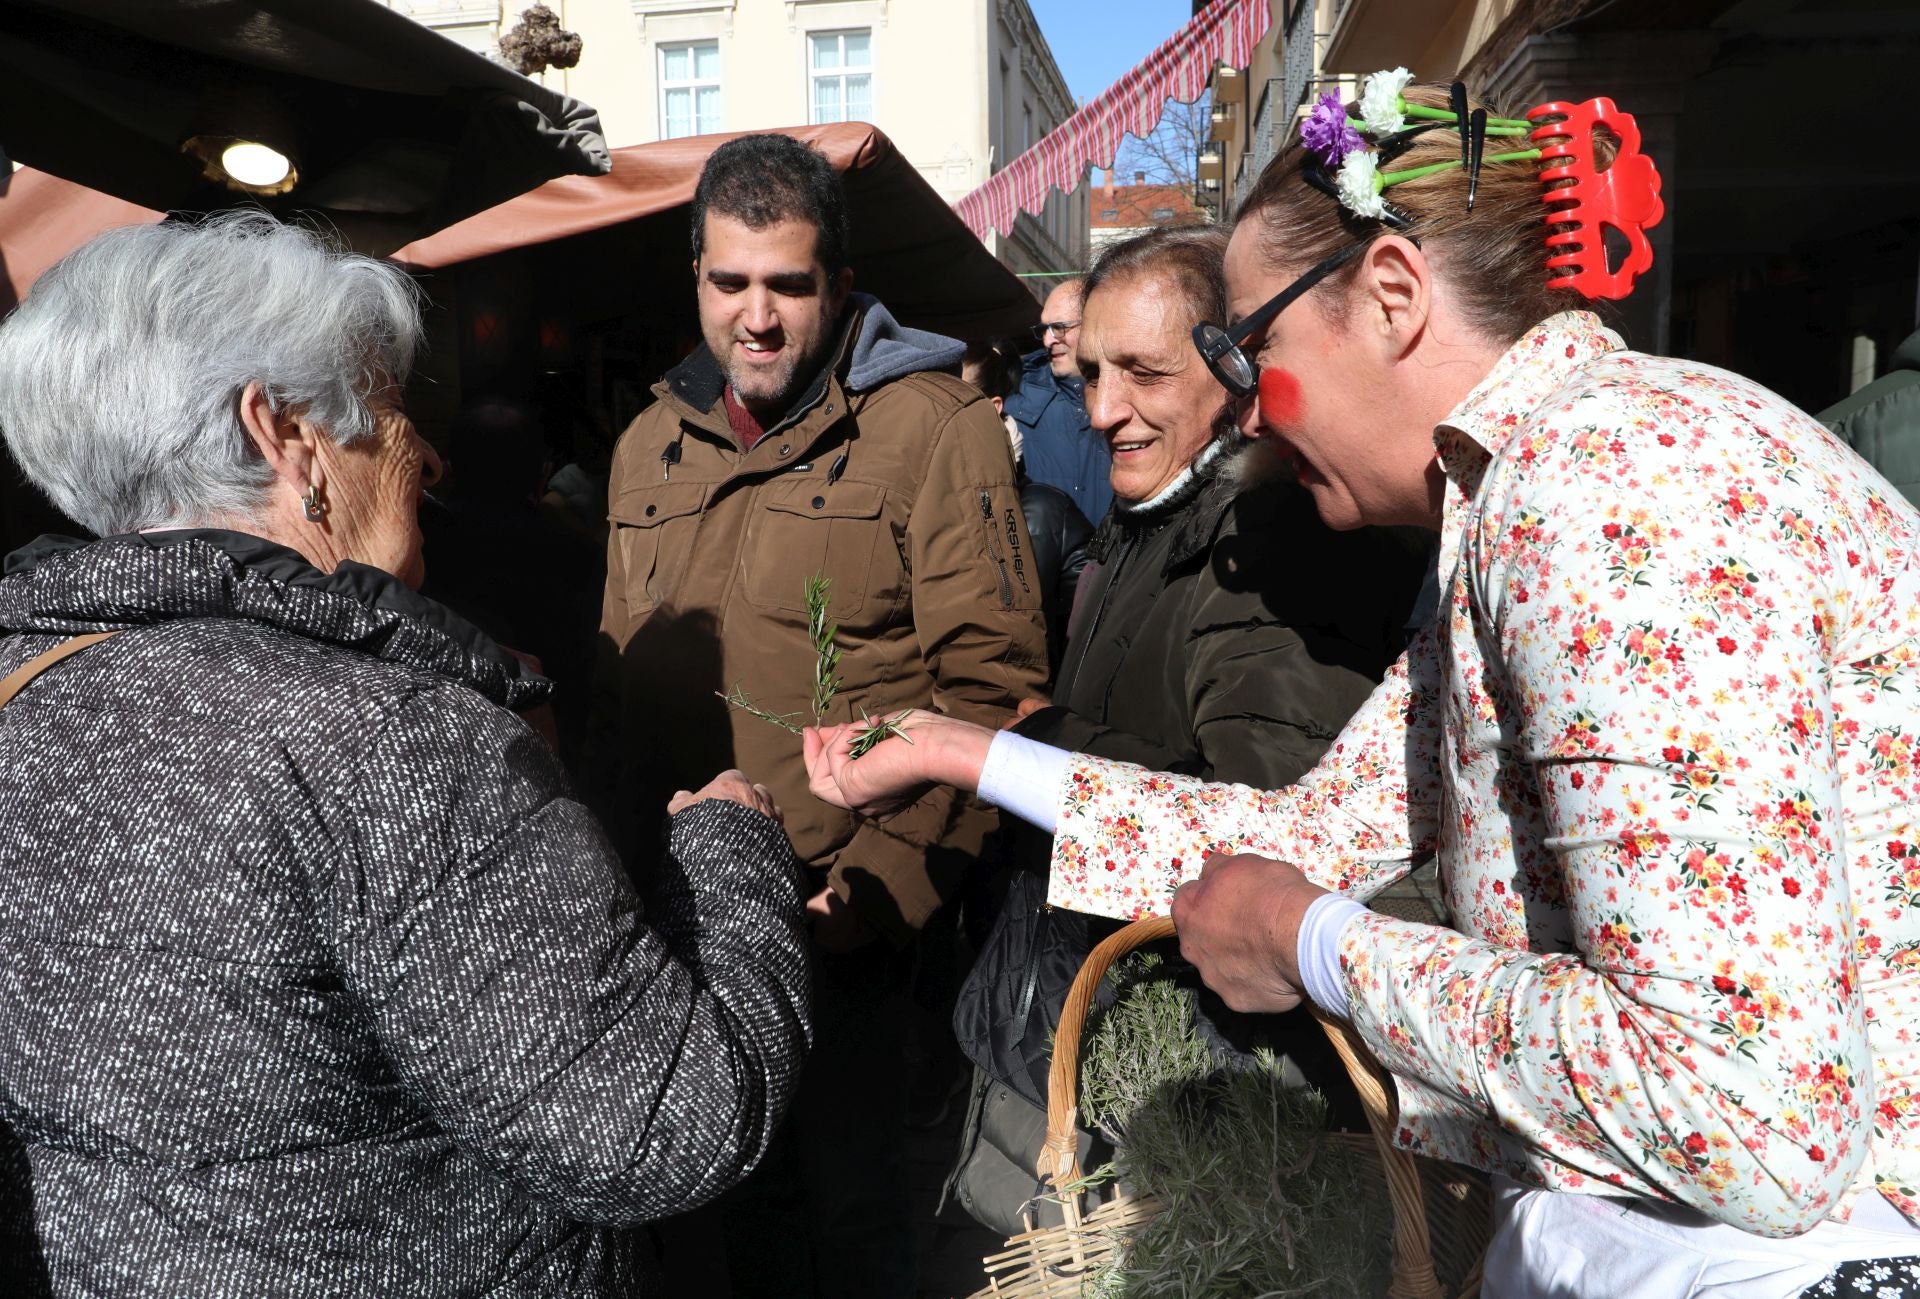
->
660, 41, 722, 139
1151, 207, 1175, 220
808, 29, 872, 124
1100, 208, 1119, 220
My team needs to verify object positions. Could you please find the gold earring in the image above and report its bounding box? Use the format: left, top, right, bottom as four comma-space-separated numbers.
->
301, 483, 328, 522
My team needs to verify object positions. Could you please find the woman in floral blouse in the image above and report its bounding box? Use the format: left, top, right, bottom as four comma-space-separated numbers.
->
807, 81, 1920, 1296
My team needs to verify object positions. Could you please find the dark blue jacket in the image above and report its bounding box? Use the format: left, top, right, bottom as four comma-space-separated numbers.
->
1004, 349, 1112, 526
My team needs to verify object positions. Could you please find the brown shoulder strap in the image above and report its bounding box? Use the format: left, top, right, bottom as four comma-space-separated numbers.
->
0, 631, 120, 710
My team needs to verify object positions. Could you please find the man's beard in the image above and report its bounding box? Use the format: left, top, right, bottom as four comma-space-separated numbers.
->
723, 331, 838, 414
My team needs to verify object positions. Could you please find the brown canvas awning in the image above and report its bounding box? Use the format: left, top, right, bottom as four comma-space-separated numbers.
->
392, 123, 1036, 340
0, 122, 1034, 548
0, 0, 609, 253
0, 123, 1034, 338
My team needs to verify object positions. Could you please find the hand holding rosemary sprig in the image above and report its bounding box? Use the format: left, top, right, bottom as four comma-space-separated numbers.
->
803, 706, 1008, 822
848, 709, 913, 757
718, 573, 913, 755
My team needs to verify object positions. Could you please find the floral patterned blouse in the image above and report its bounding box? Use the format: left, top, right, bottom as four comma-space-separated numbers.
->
1046, 311, 1920, 1237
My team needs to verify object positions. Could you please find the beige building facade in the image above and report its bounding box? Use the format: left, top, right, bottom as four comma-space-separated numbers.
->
384, 0, 1089, 291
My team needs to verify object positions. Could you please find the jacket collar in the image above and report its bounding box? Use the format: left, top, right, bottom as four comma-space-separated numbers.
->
0, 530, 548, 709
1436, 310, 1623, 460
657, 293, 963, 436
1003, 349, 1083, 425
1895, 326, 1920, 374
1086, 439, 1256, 570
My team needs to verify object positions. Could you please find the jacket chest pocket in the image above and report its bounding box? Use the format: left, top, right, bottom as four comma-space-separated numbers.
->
742, 479, 892, 620
609, 482, 708, 625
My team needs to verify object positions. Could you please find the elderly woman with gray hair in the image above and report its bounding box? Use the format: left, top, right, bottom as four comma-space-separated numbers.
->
0, 213, 809, 1298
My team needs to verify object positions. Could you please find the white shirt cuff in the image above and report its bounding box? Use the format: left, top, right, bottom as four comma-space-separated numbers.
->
977, 729, 1072, 834
1297, 893, 1367, 1019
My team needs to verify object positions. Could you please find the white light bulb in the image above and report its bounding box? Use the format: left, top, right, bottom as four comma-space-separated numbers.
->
220, 141, 291, 188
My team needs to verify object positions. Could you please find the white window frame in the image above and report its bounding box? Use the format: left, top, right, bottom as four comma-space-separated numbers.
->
658, 39, 723, 140
806, 27, 874, 125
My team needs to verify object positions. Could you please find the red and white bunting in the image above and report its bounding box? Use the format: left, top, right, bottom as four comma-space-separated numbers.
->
955, 0, 1272, 241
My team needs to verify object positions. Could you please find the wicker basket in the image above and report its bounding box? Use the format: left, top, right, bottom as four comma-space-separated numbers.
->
970, 916, 1490, 1298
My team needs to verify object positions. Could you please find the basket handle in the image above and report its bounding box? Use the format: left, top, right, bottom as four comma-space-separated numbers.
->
1041, 914, 1450, 1299
1039, 915, 1176, 1200
1313, 1008, 1447, 1299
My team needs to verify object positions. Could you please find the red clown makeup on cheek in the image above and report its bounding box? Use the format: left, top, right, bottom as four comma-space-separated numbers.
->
1257, 367, 1302, 429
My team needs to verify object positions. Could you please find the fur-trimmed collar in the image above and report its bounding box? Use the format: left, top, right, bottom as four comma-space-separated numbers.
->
1088, 438, 1288, 570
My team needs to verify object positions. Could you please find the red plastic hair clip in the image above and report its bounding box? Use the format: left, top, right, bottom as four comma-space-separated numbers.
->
1526, 97, 1664, 300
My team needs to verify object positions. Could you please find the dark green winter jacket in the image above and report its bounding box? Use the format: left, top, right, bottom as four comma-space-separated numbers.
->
1821, 328, 1920, 510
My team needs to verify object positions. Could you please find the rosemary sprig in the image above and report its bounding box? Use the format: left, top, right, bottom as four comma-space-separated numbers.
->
847, 709, 914, 758
805, 574, 841, 722
717, 572, 843, 735
713, 684, 803, 734
718, 574, 911, 758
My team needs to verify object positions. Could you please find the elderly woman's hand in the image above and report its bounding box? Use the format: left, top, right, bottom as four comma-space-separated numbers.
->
668, 770, 781, 823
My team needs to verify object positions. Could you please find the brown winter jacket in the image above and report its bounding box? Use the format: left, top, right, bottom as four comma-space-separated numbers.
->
593, 296, 1048, 944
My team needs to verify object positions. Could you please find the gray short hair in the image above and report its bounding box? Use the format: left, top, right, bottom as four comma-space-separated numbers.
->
0, 211, 424, 536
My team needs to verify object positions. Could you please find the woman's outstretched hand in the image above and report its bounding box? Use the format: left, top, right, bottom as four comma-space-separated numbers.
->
803, 709, 997, 818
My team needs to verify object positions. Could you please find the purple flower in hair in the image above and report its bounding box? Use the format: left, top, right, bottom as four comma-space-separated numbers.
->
1300, 92, 1365, 166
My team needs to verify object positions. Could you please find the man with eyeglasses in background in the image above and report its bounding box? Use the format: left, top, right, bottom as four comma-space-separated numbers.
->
1003, 277, 1113, 528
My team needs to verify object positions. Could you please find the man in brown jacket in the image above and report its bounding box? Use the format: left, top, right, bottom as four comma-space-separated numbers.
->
592, 134, 1046, 1296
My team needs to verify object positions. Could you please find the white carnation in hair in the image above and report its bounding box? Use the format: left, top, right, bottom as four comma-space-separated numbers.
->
1358, 66, 1413, 136
1334, 150, 1386, 219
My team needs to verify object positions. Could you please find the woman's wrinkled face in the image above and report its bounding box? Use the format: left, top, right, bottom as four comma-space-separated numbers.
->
1222, 219, 1416, 531
1079, 272, 1228, 504
317, 391, 442, 589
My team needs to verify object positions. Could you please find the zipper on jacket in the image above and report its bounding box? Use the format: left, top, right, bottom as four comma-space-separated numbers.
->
1063, 529, 1137, 697
980, 490, 1014, 607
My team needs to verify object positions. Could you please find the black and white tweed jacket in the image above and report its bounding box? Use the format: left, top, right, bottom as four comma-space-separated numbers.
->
0, 531, 810, 1297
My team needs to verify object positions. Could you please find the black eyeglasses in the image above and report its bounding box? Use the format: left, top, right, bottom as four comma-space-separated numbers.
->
1191, 234, 1419, 398
1030, 320, 1080, 342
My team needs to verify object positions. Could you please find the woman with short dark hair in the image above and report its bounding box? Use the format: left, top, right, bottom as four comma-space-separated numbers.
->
945, 224, 1424, 1235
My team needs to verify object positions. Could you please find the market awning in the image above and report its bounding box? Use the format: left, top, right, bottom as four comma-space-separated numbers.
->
0, 123, 1036, 339
955, 0, 1271, 240
391, 123, 1038, 340
0, 0, 610, 254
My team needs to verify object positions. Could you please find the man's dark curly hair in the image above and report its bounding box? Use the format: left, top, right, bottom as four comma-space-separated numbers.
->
691, 134, 851, 275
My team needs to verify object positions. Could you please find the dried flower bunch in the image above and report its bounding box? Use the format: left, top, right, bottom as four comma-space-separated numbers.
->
718, 573, 913, 756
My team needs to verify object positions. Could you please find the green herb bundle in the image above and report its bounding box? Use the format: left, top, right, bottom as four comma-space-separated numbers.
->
1076, 956, 1391, 1298
718, 573, 913, 755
